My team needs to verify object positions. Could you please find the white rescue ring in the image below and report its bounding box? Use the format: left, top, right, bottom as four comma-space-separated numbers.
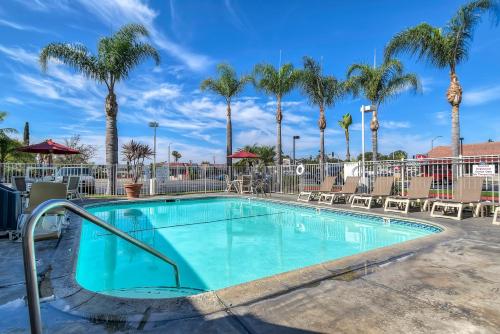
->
296, 164, 305, 175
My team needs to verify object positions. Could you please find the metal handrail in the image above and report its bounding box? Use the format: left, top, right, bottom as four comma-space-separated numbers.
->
22, 199, 180, 334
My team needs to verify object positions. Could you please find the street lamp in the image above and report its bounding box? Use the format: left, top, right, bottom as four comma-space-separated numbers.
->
148, 121, 159, 179
293, 135, 300, 164
431, 135, 442, 152
360, 105, 376, 178
459, 137, 464, 156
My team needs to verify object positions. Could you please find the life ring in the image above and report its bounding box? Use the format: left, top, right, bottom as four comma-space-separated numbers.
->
296, 164, 305, 176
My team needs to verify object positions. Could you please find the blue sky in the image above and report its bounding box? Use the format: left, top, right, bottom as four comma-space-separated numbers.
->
0, 0, 499, 163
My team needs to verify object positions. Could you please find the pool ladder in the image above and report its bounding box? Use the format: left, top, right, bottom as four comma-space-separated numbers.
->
21, 199, 181, 334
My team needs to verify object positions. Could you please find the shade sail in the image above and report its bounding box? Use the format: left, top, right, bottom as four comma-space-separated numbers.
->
17, 139, 80, 155
227, 150, 260, 159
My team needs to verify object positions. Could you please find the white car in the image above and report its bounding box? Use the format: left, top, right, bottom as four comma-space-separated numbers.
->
55, 167, 96, 194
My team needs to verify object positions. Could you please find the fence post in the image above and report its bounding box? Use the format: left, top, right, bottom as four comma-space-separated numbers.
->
204, 166, 207, 193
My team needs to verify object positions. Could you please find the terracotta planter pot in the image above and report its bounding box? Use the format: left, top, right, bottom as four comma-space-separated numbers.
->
124, 183, 142, 199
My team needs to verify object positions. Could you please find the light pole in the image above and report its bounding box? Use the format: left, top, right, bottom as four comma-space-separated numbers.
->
459, 137, 464, 156
430, 135, 442, 152
360, 105, 375, 179
148, 122, 159, 178
293, 135, 300, 164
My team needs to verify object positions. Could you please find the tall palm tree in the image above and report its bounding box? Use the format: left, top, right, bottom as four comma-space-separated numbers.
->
384, 0, 499, 157
39, 23, 160, 194
346, 59, 420, 161
338, 113, 353, 161
200, 64, 251, 166
300, 57, 345, 165
253, 63, 301, 165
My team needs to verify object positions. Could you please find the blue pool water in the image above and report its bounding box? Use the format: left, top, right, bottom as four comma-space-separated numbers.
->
76, 197, 440, 298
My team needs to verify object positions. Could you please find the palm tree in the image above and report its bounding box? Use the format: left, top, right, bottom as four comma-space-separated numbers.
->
39, 23, 160, 194
346, 59, 420, 161
253, 63, 301, 165
338, 113, 353, 161
171, 150, 182, 162
384, 0, 499, 157
300, 57, 345, 165
200, 64, 251, 166
240, 144, 276, 166
0, 112, 17, 136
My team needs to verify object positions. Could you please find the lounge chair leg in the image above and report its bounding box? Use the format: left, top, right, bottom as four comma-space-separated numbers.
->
493, 207, 500, 225
474, 203, 481, 218
430, 202, 438, 217
456, 204, 463, 220
404, 199, 410, 214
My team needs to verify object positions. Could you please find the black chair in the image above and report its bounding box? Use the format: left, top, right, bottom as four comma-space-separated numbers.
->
0, 184, 22, 235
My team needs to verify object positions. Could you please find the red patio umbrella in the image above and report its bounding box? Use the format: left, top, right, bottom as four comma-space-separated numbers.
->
227, 150, 260, 159
17, 139, 80, 164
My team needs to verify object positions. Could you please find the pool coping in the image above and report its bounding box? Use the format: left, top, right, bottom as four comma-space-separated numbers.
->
47, 194, 458, 322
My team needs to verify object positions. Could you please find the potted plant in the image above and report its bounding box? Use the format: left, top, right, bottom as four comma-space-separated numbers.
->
122, 140, 153, 199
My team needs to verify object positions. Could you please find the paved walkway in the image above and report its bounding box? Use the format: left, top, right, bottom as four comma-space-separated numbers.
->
1, 194, 499, 333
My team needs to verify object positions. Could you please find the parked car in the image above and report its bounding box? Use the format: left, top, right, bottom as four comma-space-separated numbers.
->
55, 166, 96, 194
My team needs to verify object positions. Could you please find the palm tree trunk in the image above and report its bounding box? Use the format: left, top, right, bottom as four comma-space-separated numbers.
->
370, 108, 379, 162
276, 96, 283, 192
105, 90, 118, 195
447, 72, 462, 157
318, 105, 326, 165
276, 96, 282, 166
226, 103, 232, 167
345, 130, 351, 161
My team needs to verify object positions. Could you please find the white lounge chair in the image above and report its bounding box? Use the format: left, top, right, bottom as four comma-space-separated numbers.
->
384, 176, 433, 214
351, 177, 394, 209
430, 177, 485, 220
298, 176, 337, 202
318, 176, 360, 204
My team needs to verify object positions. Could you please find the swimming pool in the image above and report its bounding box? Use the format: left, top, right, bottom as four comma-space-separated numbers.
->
76, 197, 441, 298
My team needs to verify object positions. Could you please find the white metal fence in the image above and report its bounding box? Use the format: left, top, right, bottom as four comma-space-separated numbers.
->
1, 155, 499, 202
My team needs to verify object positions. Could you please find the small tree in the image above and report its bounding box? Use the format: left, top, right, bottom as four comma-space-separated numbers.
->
23, 122, 29, 145
171, 150, 182, 162
338, 113, 353, 161
121, 140, 153, 184
55, 135, 97, 164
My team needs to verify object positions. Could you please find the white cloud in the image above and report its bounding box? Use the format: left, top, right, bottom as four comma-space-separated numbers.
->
0, 44, 38, 65
380, 121, 410, 129
435, 111, 448, 125
378, 132, 433, 156
0, 18, 48, 33
142, 83, 181, 101
76, 0, 213, 71
4, 97, 23, 105
463, 85, 500, 106
420, 76, 434, 93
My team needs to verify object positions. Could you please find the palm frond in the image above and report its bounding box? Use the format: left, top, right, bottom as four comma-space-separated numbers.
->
253, 63, 301, 97
200, 63, 250, 102
346, 58, 420, 105
380, 73, 421, 104
115, 23, 150, 41
446, 0, 500, 68
384, 23, 450, 69
39, 43, 103, 81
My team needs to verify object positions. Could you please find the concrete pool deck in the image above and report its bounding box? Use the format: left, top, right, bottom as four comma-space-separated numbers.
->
1, 193, 500, 333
